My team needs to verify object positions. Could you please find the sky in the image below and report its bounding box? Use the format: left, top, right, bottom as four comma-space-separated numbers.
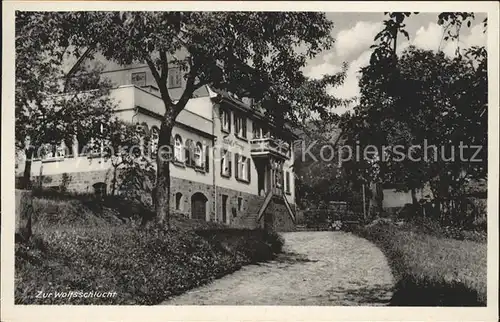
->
301, 12, 488, 115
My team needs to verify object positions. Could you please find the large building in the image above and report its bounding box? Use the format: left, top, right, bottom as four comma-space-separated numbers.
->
15, 55, 298, 231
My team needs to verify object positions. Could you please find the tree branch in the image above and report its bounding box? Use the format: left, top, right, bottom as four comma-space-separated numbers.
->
159, 50, 169, 84
173, 56, 204, 116
145, 54, 172, 107
64, 46, 95, 93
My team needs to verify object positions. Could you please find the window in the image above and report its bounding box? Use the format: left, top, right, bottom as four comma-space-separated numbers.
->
252, 124, 269, 139
40, 143, 54, 159
150, 127, 159, 157
88, 123, 105, 157
168, 67, 182, 88
77, 132, 89, 156
136, 122, 149, 154
64, 136, 75, 158
175, 192, 183, 211
174, 135, 183, 162
234, 114, 247, 139
131, 72, 146, 87
285, 171, 291, 195
55, 142, 66, 158
220, 149, 232, 177
93, 182, 107, 198
184, 139, 196, 167
195, 142, 203, 168
235, 154, 251, 182
220, 108, 231, 133
252, 123, 260, 139
237, 197, 243, 211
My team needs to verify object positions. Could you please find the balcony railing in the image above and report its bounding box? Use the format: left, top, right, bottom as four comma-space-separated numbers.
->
249, 138, 290, 159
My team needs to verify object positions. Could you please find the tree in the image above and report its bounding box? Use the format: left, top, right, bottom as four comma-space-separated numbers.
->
294, 121, 344, 207
104, 119, 156, 205
15, 12, 115, 189
53, 12, 339, 226
341, 12, 487, 222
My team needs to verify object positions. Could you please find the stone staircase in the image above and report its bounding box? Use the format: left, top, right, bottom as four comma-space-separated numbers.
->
230, 195, 265, 229
230, 192, 296, 230
241, 213, 259, 227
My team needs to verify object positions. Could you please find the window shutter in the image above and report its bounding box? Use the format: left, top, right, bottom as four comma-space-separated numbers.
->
228, 111, 231, 133
228, 151, 232, 177
247, 158, 251, 182
234, 153, 239, 179
191, 143, 196, 167
220, 109, 224, 131
205, 145, 209, 173
220, 149, 224, 176
185, 144, 190, 167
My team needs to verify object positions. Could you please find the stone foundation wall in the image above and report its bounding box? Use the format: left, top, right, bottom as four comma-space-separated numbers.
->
31, 169, 114, 193
262, 197, 296, 232
215, 187, 265, 228
170, 177, 215, 221
27, 171, 296, 230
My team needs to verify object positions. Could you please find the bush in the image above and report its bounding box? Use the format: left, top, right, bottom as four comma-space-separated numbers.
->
16, 197, 285, 305
195, 229, 284, 263
403, 216, 487, 243
354, 222, 486, 306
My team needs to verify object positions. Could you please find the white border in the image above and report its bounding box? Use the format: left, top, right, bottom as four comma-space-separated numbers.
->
2, 2, 499, 321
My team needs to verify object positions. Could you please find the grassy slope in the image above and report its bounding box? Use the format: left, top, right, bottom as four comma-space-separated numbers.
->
15, 196, 283, 305
354, 222, 487, 306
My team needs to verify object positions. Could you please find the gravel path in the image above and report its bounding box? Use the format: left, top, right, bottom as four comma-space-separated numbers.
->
162, 231, 394, 306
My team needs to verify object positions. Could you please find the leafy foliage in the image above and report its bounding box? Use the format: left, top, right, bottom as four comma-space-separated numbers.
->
15, 12, 116, 188
354, 221, 486, 306
293, 121, 352, 207
102, 120, 157, 207
16, 196, 284, 305
340, 13, 487, 220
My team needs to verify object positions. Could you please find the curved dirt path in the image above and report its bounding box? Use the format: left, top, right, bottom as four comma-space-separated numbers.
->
163, 231, 394, 306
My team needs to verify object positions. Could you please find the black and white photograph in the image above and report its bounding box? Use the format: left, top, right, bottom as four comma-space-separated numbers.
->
1, 1, 498, 321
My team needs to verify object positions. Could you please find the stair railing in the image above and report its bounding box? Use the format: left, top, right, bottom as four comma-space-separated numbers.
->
283, 195, 296, 223
256, 190, 274, 222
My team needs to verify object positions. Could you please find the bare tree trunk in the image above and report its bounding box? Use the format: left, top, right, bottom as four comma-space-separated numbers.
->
375, 183, 384, 216
111, 165, 118, 196
154, 116, 174, 228
22, 148, 34, 189
411, 187, 418, 205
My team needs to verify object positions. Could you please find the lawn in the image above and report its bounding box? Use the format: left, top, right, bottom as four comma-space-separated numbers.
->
354, 221, 487, 306
15, 194, 284, 305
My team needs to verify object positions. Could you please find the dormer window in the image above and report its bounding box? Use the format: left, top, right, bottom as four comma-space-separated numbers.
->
220, 108, 231, 133
131, 72, 146, 87
168, 67, 182, 88
234, 114, 247, 139
252, 124, 269, 139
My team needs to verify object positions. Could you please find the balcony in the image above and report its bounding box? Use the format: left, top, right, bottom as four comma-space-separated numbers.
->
250, 138, 290, 160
